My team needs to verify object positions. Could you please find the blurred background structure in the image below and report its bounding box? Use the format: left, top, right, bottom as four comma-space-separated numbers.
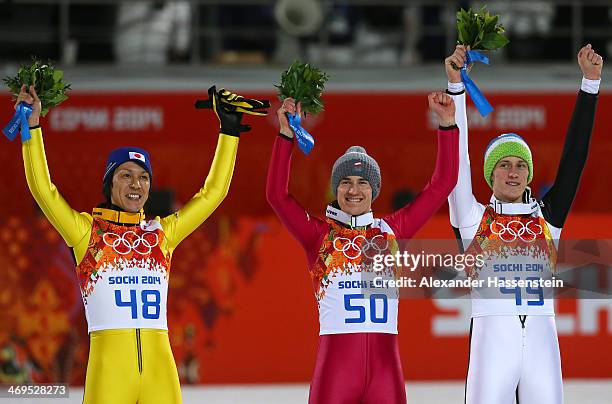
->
1, 0, 612, 66
1, 1, 612, 403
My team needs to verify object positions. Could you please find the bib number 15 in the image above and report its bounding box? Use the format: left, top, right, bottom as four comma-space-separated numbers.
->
344, 294, 388, 324
115, 289, 161, 319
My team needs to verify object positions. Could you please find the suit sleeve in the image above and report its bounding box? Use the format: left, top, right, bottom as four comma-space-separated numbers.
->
22, 127, 91, 247
446, 90, 482, 229
266, 134, 327, 263
541, 89, 599, 228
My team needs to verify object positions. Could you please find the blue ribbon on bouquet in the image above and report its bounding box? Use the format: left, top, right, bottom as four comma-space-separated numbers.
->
3, 102, 33, 142
461, 50, 494, 117
287, 112, 314, 155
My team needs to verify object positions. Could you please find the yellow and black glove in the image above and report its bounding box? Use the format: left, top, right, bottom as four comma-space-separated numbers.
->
195, 86, 271, 136
195, 87, 270, 115
218, 88, 270, 115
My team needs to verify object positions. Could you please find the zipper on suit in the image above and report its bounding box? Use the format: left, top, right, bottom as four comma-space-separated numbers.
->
136, 329, 143, 374
519, 315, 527, 347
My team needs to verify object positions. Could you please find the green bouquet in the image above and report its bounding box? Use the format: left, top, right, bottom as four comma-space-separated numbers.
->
4, 58, 71, 117
276, 60, 329, 115
456, 6, 509, 51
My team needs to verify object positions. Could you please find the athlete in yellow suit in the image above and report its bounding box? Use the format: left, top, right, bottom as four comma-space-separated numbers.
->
16, 84, 267, 403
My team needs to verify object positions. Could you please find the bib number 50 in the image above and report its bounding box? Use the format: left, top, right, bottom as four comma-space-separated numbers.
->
115, 289, 161, 319
344, 294, 388, 324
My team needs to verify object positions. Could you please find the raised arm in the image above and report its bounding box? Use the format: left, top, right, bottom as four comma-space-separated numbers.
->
442, 46, 482, 231
541, 44, 602, 228
19, 85, 91, 247
266, 98, 326, 258
385, 92, 459, 239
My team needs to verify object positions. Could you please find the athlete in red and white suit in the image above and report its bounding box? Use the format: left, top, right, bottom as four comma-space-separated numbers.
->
267, 95, 459, 404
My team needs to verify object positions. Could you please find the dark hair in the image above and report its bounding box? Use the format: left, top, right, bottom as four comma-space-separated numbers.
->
98, 177, 123, 210
102, 176, 112, 205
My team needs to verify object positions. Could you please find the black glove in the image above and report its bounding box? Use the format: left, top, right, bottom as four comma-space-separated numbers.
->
198, 85, 251, 137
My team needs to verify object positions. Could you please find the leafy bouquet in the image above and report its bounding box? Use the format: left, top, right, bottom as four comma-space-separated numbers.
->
4, 58, 71, 117
456, 6, 509, 51
453, 7, 508, 116
276, 60, 329, 115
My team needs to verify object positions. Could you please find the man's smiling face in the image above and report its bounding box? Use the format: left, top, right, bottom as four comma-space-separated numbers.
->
491, 156, 529, 203
110, 161, 150, 212
337, 176, 373, 216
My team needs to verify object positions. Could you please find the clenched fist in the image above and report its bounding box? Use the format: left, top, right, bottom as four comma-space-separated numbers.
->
428, 92, 456, 127
578, 44, 603, 80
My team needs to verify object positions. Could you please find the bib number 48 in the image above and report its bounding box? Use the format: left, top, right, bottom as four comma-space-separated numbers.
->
344, 294, 388, 324
115, 289, 161, 319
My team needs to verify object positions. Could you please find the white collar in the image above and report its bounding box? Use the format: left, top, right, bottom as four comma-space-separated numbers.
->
325, 204, 375, 227
489, 188, 539, 215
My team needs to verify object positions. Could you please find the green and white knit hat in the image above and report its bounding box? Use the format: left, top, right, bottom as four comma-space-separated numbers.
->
483, 133, 533, 188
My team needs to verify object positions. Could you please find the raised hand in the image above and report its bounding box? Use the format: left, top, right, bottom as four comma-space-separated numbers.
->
578, 44, 603, 80
445, 45, 471, 83
428, 92, 456, 127
277, 97, 302, 138
208, 85, 251, 137
14, 85, 41, 127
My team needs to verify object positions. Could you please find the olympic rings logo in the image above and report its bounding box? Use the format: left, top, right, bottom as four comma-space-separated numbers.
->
102, 231, 159, 255
489, 220, 542, 243
333, 234, 389, 260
